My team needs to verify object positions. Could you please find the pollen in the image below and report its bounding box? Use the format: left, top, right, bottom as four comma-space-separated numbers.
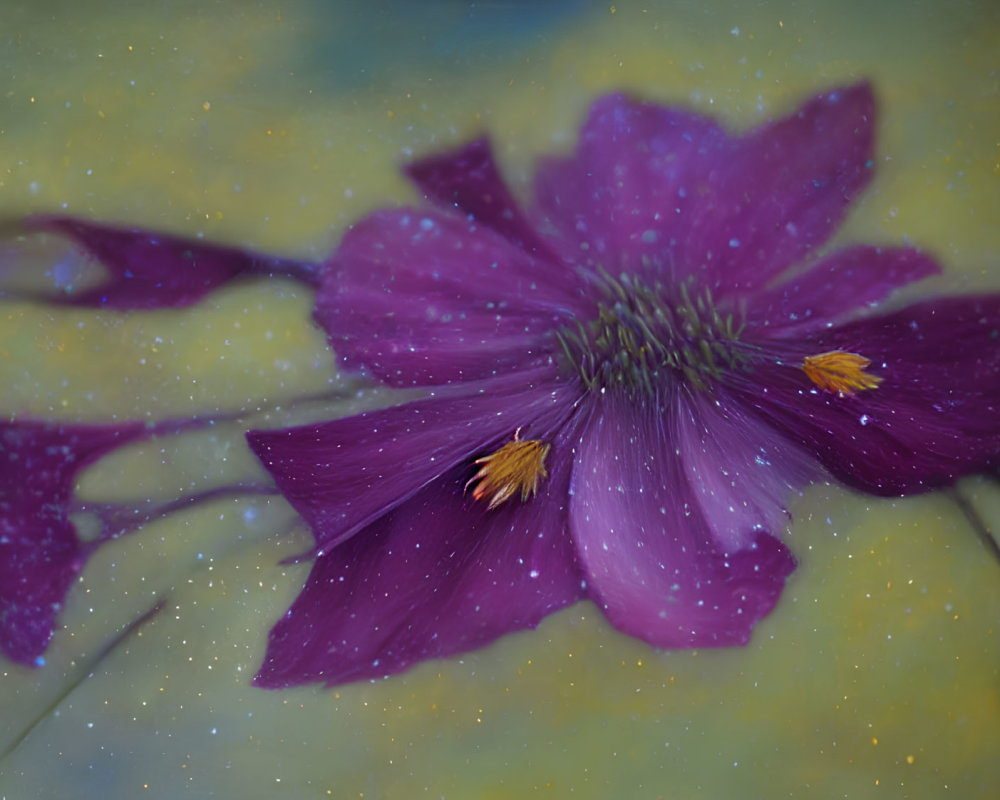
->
466, 432, 551, 511
802, 350, 883, 395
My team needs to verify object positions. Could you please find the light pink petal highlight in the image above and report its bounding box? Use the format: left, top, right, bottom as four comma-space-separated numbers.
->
569, 395, 796, 649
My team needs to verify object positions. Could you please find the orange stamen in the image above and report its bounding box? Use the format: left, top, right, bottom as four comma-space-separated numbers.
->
801, 350, 882, 395
466, 431, 551, 511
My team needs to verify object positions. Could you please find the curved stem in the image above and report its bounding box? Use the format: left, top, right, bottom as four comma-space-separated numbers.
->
948, 486, 1000, 568
0, 597, 166, 763
75, 482, 281, 543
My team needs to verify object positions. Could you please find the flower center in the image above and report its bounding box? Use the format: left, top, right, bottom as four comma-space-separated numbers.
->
555, 270, 747, 395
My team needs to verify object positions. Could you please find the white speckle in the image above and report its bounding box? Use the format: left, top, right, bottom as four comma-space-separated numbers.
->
730, 26, 740, 35
859, 414, 870, 426
529, 569, 540, 579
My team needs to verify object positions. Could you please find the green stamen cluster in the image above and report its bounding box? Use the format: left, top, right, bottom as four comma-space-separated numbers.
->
556, 269, 747, 396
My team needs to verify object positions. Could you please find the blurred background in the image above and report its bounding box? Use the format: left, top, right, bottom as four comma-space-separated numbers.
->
1, 1, 998, 797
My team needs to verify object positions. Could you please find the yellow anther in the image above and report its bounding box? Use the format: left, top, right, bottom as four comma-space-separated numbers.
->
466, 430, 551, 511
802, 350, 882, 395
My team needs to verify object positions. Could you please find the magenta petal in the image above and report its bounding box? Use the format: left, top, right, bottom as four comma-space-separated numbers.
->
534, 85, 874, 293
247, 369, 580, 553
532, 94, 731, 274
314, 208, 585, 386
688, 83, 875, 293
747, 245, 942, 333
0, 420, 146, 665
675, 390, 824, 553
22, 215, 319, 309
254, 424, 584, 688
569, 396, 796, 649
745, 295, 1000, 494
405, 137, 553, 256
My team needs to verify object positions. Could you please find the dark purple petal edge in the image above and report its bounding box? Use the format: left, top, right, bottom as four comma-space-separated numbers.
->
254, 418, 585, 688
405, 137, 553, 256
0, 420, 147, 665
17, 215, 320, 309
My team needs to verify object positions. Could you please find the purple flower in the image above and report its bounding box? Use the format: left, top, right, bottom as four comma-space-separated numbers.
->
248, 82, 1000, 688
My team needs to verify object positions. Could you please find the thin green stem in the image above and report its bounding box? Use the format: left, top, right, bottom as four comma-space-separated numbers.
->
0, 598, 166, 764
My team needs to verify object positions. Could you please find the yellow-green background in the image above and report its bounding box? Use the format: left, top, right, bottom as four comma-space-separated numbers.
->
2, 1, 998, 797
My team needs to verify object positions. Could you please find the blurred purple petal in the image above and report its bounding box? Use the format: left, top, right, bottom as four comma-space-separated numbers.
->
247, 368, 579, 553
254, 422, 585, 688
405, 137, 553, 255
694, 83, 875, 293
747, 245, 941, 332
533, 84, 874, 293
0, 420, 145, 665
744, 295, 1000, 494
533, 95, 730, 274
314, 208, 586, 386
569, 395, 796, 648
21, 215, 320, 309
